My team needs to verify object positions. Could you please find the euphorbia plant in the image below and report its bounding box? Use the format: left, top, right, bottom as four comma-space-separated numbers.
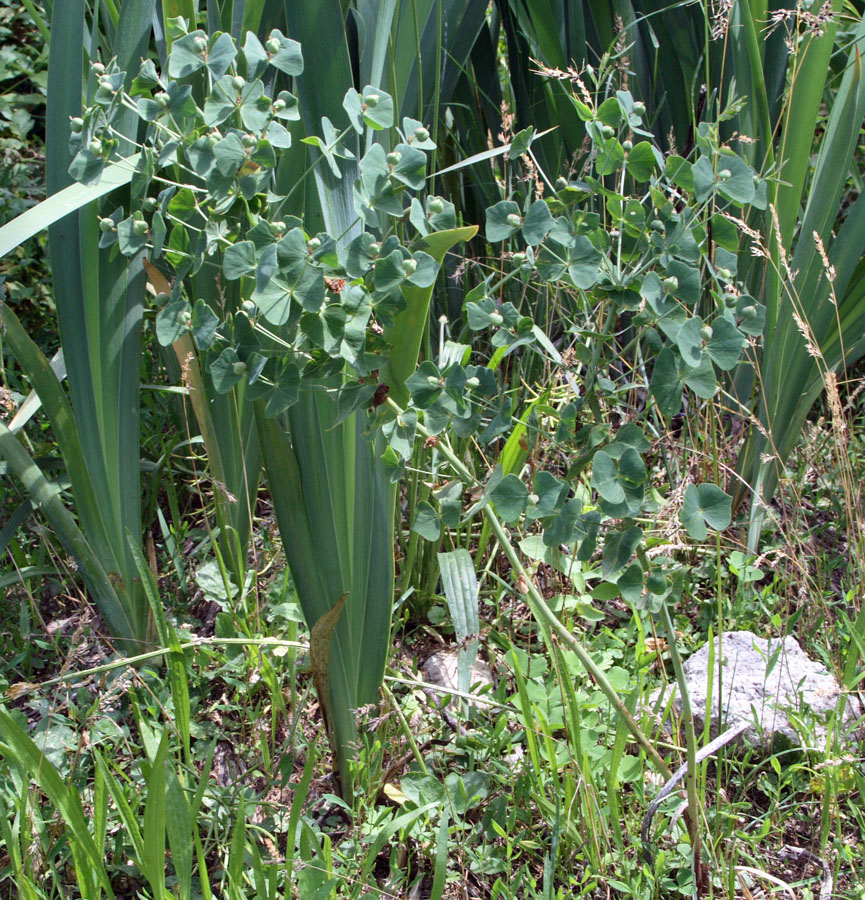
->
72, 19, 475, 795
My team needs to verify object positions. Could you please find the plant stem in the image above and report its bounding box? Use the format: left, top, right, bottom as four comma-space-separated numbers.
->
388, 397, 673, 779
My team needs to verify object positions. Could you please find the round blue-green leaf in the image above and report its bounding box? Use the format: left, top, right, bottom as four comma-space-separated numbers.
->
705, 316, 745, 370
683, 356, 717, 399
390, 143, 427, 191
490, 474, 528, 523
210, 347, 245, 394
242, 32, 268, 80
223, 240, 257, 280
485, 200, 521, 242
168, 31, 208, 78
405, 251, 439, 288
650, 347, 684, 416
206, 33, 237, 78
591, 450, 625, 503
266, 30, 303, 76
680, 483, 732, 540
675, 316, 704, 367
360, 86, 394, 130
156, 300, 191, 346
411, 501, 441, 542
264, 361, 300, 417
626, 141, 660, 182
602, 526, 643, 577
522, 199, 554, 245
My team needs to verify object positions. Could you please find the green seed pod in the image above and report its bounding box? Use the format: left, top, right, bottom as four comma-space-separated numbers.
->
650, 219, 666, 233
241, 133, 257, 148
271, 221, 287, 234
194, 36, 208, 53
623, 139, 633, 151
402, 258, 418, 275
272, 98, 287, 111
99, 76, 115, 91
266, 37, 281, 54
386, 151, 402, 166
718, 168, 731, 180
632, 101, 646, 117
133, 219, 149, 236
555, 176, 569, 191
155, 92, 169, 109
307, 237, 322, 251
99, 217, 115, 233
741, 305, 757, 320
700, 324, 713, 341
427, 197, 445, 215
716, 267, 733, 280
465, 376, 480, 389
69, 117, 84, 134
91, 62, 106, 76
142, 197, 158, 213
512, 252, 526, 265
601, 124, 615, 138
506, 213, 522, 228
662, 275, 678, 292
426, 375, 441, 388
181, 311, 193, 327
414, 125, 430, 142
528, 493, 539, 505
241, 300, 257, 317
364, 93, 380, 108
232, 75, 246, 92
88, 139, 103, 156
488, 312, 504, 326
369, 242, 381, 256
232, 361, 247, 376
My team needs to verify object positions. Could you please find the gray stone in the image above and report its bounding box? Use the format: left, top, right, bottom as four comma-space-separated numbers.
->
649, 631, 863, 752
422, 648, 494, 711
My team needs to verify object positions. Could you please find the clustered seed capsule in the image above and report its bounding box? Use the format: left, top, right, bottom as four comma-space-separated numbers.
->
386, 151, 402, 166
133, 220, 149, 236
364, 93, 380, 108
266, 37, 281, 54
488, 312, 504, 325
662, 275, 678, 291
194, 36, 208, 53
506, 213, 522, 228
402, 258, 418, 275
632, 101, 646, 116
427, 197, 444, 215
70, 117, 84, 133
307, 237, 321, 251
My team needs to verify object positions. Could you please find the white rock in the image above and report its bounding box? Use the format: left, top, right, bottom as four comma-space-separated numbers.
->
649, 631, 863, 752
